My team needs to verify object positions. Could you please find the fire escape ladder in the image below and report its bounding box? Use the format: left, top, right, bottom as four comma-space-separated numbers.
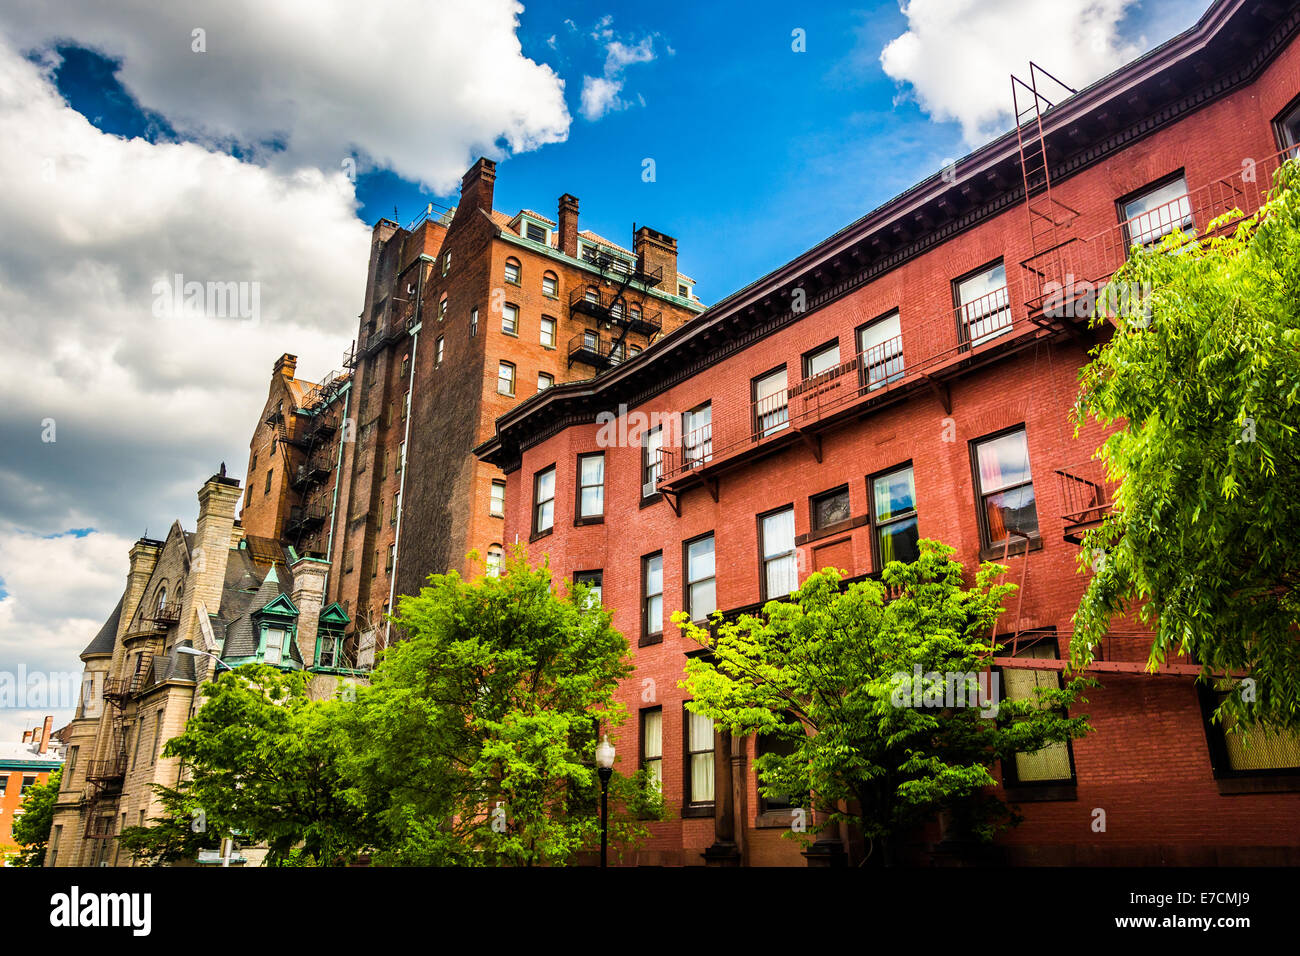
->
1011, 63, 1082, 315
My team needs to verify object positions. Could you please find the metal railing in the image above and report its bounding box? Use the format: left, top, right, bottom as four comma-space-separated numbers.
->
1020, 147, 1294, 311
1055, 458, 1113, 538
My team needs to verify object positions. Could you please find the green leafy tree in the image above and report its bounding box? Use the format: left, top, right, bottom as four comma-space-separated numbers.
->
679, 541, 1089, 864
340, 549, 662, 866
11, 768, 60, 866
116, 783, 220, 866
161, 664, 375, 865
1073, 161, 1300, 730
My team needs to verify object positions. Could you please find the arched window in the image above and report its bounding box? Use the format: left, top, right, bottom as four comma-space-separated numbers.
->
155, 586, 168, 613
542, 271, 558, 298
486, 544, 505, 577
504, 258, 521, 285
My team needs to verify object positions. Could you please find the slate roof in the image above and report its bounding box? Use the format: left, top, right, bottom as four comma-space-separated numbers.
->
218, 563, 302, 664
81, 594, 124, 658
152, 641, 197, 683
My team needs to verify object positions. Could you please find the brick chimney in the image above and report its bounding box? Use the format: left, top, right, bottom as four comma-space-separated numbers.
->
634, 226, 677, 291
289, 555, 329, 667
460, 158, 497, 216
558, 194, 579, 257
39, 715, 52, 754
186, 473, 242, 679
273, 353, 297, 380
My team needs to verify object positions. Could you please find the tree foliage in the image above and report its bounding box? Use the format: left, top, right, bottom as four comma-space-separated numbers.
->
11, 768, 60, 866
679, 542, 1089, 863
1073, 161, 1300, 731
116, 783, 220, 866
161, 664, 375, 865
337, 550, 662, 865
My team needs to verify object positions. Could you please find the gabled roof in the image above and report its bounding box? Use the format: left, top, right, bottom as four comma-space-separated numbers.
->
81, 594, 124, 658
578, 229, 634, 257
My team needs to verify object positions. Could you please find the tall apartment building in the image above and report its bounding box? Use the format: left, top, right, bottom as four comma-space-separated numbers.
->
48, 471, 351, 867
477, 0, 1300, 865
311, 158, 705, 662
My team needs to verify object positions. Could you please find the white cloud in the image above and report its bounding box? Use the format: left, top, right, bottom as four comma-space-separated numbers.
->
0, 33, 372, 713
0, 0, 571, 192
0, 527, 132, 741
880, 0, 1146, 145
579, 19, 660, 121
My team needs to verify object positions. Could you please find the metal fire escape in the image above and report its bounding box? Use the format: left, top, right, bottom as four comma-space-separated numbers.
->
567, 240, 663, 370
265, 373, 346, 554
1011, 63, 1082, 318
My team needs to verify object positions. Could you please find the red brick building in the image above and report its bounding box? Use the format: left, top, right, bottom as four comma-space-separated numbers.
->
317, 159, 705, 663
477, 0, 1300, 865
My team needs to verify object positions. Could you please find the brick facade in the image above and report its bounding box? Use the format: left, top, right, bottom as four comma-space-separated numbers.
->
478, 0, 1300, 865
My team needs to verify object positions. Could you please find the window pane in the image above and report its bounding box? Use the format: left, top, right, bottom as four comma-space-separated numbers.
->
877, 515, 920, 565
580, 486, 603, 516
535, 469, 555, 502
762, 509, 794, 558
687, 536, 714, 582
983, 485, 1039, 543
957, 264, 1011, 345
1124, 177, 1193, 245
1221, 714, 1300, 771
643, 710, 662, 760
690, 579, 716, 620
873, 465, 915, 521
805, 343, 840, 378
691, 752, 714, 803
1002, 647, 1072, 782
755, 368, 788, 436
765, 554, 797, 599
645, 554, 663, 594
646, 594, 662, 634
581, 455, 604, 486
859, 312, 904, 388
976, 431, 1032, 494
684, 405, 712, 463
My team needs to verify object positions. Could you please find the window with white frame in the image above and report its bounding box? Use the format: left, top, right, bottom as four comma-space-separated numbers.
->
502, 303, 519, 335
686, 534, 716, 621
540, 316, 556, 348
858, 311, 904, 390
490, 479, 506, 517
761, 507, 797, 599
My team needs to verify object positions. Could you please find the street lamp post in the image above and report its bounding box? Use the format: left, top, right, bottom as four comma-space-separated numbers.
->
176, 645, 233, 677
595, 734, 615, 868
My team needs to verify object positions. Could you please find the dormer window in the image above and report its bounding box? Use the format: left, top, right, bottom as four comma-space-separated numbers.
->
678, 283, 690, 297
263, 626, 287, 665
525, 222, 546, 243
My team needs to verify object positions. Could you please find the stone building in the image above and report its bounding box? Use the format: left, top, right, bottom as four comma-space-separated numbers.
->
47, 472, 351, 866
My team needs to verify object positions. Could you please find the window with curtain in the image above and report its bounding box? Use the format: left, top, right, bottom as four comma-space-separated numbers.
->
502, 303, 519, 335
685, 707, 715, 806
753, 367, 789, 437
504, 258, 521, 285
686, 534, 716, 621
263, 626, 286, 665
955, 262, 1011, 346
542, 272, 558, 297
973, 429, 1039, 550
643, 552, 663, 641
858, 311, 904, 389
540, 316, 556, 348
871, 464, 920, 566
641, 707, 663, 791
1001, 642, 1074, 784
761, 507, 797, 599
490, 480, 505, 517
533, 466, 555, 534
577, 453, 604, 519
